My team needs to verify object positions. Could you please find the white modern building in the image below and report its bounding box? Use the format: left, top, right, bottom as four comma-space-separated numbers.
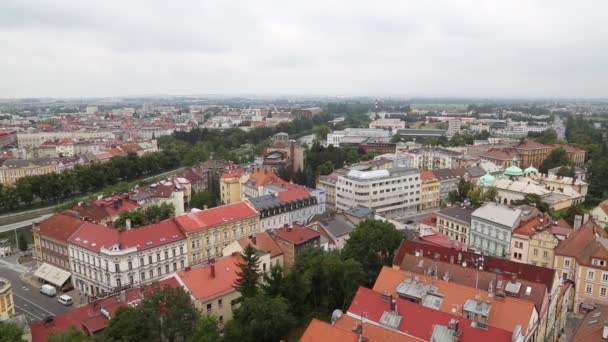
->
336, 167, 420, 218
326, 128, 390, 147
369, 118, 406, 131
68, 219, 188, 297
470, 202, 522, 258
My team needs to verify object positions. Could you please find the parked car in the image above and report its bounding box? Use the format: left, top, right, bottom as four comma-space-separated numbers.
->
40, 284, 56, 297
57, 294, 73, 306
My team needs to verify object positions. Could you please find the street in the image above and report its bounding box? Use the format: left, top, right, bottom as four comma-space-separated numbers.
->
0, 255, 72, 323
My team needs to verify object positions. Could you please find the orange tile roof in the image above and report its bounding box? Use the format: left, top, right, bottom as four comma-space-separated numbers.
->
571, 304, 608, 341
251, 232, 283, 257
246, 169, 280, 188
479, 148, 516, 160
273, 224, 320, 245
420, 170, 437, 181
513, 212, 552, 237
302, 318, 422, 342
516, 140, 551, 150
34, 212, 85, 242
177, 254, 243, 301
372, 267, 536, 335
419, 213, 437, 228
174, 202, 258, 233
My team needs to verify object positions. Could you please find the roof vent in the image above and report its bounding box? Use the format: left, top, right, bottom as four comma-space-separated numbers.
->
525, 286, 532, 296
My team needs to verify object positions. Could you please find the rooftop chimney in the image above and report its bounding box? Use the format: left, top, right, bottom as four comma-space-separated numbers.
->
390, 298, 397, 313
126, 219, 132, 230
209, 259, 216, 278
574, 215, 583, 231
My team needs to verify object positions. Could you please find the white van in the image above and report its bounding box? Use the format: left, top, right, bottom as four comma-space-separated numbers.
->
57, 294, 73, 306
40, 284, 56, 297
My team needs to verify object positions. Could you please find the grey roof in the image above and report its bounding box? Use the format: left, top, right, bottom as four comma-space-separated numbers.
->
344, 206, 374, 218
472, 202, 522, 228
437, 207, 475, 225
312, 212, 355, 238
463, 298, 492, 317
431, 168, 459, 181
0, 157, 55, 167
397, 129, 446, 137
466, 165, 486, 178
248, 194, 283, 210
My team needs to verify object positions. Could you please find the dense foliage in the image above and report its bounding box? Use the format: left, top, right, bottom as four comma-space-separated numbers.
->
114, 203, 175, 229
0, 322, 24, 342
539, 148, 572, 173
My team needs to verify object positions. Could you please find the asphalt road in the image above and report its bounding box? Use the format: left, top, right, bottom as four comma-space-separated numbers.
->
0, 258, 72, 323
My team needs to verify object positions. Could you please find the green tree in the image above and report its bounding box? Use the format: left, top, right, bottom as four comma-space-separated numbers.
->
528, 129, 558, 144
190, 191, 217, 209
314, 125, 331, 141
103, 306, 157, 341
187, 316, 221, 342
17, 230, 28, 251
511, 194, 550, 213
539, 148, 571, 173
0, 322, 24, 342
47, 326, 93, 342
556, 166, 575, 177
448, 179, 475, 204
262, 264, 286, 297
234, 245, 261, 299
223, 294, 296, 342
342, 219, 403, 285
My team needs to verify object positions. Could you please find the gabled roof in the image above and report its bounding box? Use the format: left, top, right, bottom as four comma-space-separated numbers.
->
437, 206, 475, 225
251, 232, 283, 257
174, 202, 258, 233
571, 304, 608, 341
176, 254, 242, 301
348, 287, 513, 341
301, 318, 421, 342
272, 224, 321, 245
310, 212, 356, 238
554, 219, 608, 268
373, 267, 536, 335
34, 212, 85, 242
516, 140, 551, 150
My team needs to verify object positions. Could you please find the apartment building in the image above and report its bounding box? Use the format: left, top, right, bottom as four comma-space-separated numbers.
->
17, 131, 115, 148
369, 118, 405, 130
32, 212, 86, 271
270, 224, 320, 271
470, 202, 522, 257
67, 219, 188, 297
315, 172, 340, 211
554, 219, 608, 312
0, 277, 15, 321
0, 158, 57, 185
336, 167, 420, 219
590, 200, 608, 227
511, 212, 572, 267
419, 171, 440, 210
222, 232, 284, 271
219, 169, 246, 205
175, 254, 242, 325
409, 147, 461, 171
513, 140, 553, 168
174, 202, 260, 265
435, 206, 475, 244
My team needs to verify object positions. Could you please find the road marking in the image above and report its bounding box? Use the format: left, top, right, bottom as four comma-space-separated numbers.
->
15, 304, 44, 321
0, 258, 28, 272
13, 293, 56, 316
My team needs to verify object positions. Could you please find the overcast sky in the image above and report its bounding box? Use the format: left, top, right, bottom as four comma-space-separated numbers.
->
1, 0, 607, 98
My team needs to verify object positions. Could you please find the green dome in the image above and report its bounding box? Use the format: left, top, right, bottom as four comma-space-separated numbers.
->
504, 158, 523, 177
478, 173, 496, 186
523, 165, 538, 174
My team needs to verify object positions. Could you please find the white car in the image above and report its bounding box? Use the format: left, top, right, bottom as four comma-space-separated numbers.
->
57, 294, 73, 306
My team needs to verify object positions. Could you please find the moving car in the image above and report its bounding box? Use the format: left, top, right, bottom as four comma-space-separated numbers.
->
57, 294, 73, 306
40, 284, 56, 297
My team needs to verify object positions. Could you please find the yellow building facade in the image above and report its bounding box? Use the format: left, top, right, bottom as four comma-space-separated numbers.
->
528, 230, 559, 268
420, 171, 440, 210
220, 173, 243, 205
0, 277, 15, 321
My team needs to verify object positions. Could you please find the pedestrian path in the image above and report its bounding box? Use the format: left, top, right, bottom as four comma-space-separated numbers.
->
0, 257, 29, 273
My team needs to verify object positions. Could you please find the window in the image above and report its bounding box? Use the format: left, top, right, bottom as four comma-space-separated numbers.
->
602, 287, 607, 297
140, 257, 144, 266
116, 278, 122, 287
157, 253, 161, 262
114, 264, 120, 272
149, 270, 154, 278
157, 267, 162, 276
148, 255, 153, 264
141, 272, 146, 280
587, 284, 593, 294
165, 265, 169, 273
207, 303, 212, 313
218, 299, 223, 308
603, 273, 608, 283
219, 315, 223, 325
564, 259, 571, 269
588, 270, 595, 280
543, 251, 548, 258
164, 251, 169, 259
129, 275, 134, 284
128, 261, 132, 270
172, 248, 176, 257
533, 249, 538, 257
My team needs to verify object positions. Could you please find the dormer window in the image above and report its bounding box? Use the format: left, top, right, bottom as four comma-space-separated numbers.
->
593, 259, 606, 267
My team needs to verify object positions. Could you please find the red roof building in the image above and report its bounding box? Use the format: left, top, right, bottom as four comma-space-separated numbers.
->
174, 202, 259, 233
271, 224, 321, 271
348, 287, 514, 341
32, 211, 87, 270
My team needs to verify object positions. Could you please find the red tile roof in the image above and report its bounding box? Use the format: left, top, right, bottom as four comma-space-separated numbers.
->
177, 254, 243, 301
348, 287, 513, 341
174, 202, 258, 233
420, 170, 437, 181
29, 278, 178, 342
516, 140, 551, 150
241, 232, 283, 257
571, 304, 608, 341
513, 213, 552, 237
276, 188, 310, 202
419, 213, 437, 228
416, 232, 467, 251
393, 240, 556, 290
68, 222, 119, 252
373, 267, 536, 335
34, 212, 85, 243
554, 219, 608, 269
272, 224, 320, 245
479, 148, 516, 160
302, 317, 422, 342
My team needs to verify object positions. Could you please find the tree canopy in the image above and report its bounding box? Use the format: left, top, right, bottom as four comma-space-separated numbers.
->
539, 148, 571, 173
190, 191, 217, 210
0, 322, 24, 342
234, 245, 261, 299
114, 203, 175, 229
342, 219, 403, 285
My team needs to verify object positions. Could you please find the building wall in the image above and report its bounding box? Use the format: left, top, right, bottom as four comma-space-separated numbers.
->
273, 238, 295, 272
436, 215, 470, 244
420, 179, 440, 210
220, 176, 242, 205
17, 131, 115, 148
69, 240, 188, 297
591, 207, 608, 227
470, 217, 514, 257
510, 235, 529, 264
0, 163, 58, 185
316, 178, 336, 211
185, 217, 260, 266
33, 232, 71, 271
574, 264, 608, 312
527, 231, 558, 268
336, 171, 420, 219
515, 147, 551, 168
195, 290, 241, 325
0, 280, 15, 321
